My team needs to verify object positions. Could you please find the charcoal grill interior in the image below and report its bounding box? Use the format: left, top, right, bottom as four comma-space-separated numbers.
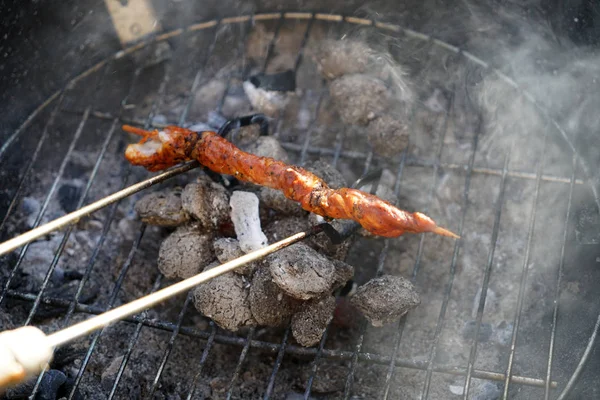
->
1, 4, 600, 400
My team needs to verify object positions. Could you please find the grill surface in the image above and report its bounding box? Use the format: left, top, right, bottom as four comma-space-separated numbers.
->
0, 11, 598, 400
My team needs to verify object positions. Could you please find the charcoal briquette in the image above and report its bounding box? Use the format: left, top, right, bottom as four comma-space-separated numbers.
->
349, 275, 420, 327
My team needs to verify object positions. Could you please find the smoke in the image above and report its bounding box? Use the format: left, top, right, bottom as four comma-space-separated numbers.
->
324, 1, 600, 396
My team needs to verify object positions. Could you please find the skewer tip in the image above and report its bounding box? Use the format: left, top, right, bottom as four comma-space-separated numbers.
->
431, 226, 460, 239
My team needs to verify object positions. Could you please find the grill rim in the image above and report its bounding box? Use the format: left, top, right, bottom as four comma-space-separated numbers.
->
0, 10, 595, 399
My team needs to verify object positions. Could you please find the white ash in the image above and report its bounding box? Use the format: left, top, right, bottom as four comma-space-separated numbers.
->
308, 38, 375, 80
349, 275, 420, 327
192, 263, 256, 332
212, 237, 258, 276
157, 224, 215, 280
249, 267, 301, 327
328, 74, 391, 126
291, 295, 336, 347
229, 191, 268, 253
243, 80, 289, 118
367, 115, 410, 158
133, 188, 189, 227
267, 243, 354, 301
181, 175, 230, 231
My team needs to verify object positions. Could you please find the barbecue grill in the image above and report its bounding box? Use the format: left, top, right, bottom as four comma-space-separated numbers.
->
1, 1, 600, 399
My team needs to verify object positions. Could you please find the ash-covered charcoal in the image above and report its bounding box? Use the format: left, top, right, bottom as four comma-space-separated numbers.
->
291, 295, 336, 347
181, 175, 230, 231
157, 224, 215, 280
267, 243, 354, 300
259, 187, 305, 215
243, 136, 291, 163
192, 263, 256, 332
249, 267, 301, 327
134, 188, 189, 227
213, 237, 258, 276
329, 74, 391, 126
264, 216, 311, 243
367, 115, 410, 158
349, 275, 420, 327
230, 191, 269, 253
308, 38, 374, 80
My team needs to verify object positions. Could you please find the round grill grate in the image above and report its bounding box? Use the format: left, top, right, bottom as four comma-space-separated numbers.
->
0, 12, 598, 400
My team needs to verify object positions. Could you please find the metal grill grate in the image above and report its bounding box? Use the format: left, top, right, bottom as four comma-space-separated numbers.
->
0, 11, 597, 400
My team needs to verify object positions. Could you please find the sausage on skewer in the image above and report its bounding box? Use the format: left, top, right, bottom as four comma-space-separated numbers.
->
123, 125, 459, 239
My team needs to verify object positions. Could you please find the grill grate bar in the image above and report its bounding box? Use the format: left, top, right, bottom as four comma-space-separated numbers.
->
0, 92, 66, 236
380, 152, 410, 399
23, 107, 91, 325
64, 50, 176, 396
462, 135, 510, 398
30, 113, 138, 397
178, 23, 221, 126
226, 327, 257, 399
421, 87, 484, 399
502, 118, 551, 397
148, 291, 193, 398
544, 154, 577, 400
303, 316, 331, 399
67, 224, 147, 399
4, 288, 558, 388
0, 91, 74, 307
0, 106, 88, 307
185, 323, 217, 399
384, 83, 457, 399
264, 325, 292, 399
216, 19, 254, 114
107, 275, 164, 400
261, 14, 285, 72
